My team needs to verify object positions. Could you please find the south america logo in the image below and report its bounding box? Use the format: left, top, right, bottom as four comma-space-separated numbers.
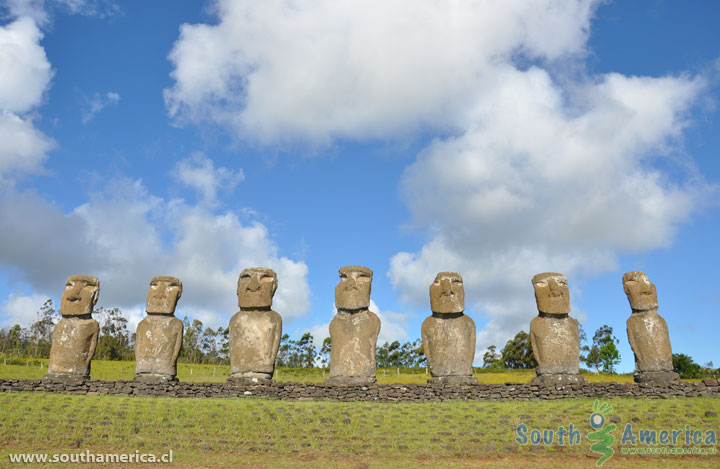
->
587, 400, 616, 466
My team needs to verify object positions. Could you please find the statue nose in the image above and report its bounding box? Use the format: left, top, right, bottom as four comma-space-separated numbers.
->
248, 276, 261, 291
67, 283, 83, 300
548, 281, 562, 297
345, 277, 358, 290
441, 278, 452, 295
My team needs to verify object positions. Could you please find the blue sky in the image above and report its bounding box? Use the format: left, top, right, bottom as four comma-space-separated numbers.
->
1, 0, 718, 373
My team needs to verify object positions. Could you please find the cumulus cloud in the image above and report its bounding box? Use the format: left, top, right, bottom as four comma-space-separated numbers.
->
0, 292, 51, 328
1, 0, 121, 26
165, 0, 596, 144
173, 152, 244, 206
163, 1, 714, 357
390, 68, 708, 353
0, 16, 54, 184
0, 178, 310, 329
81, 90, 120, 123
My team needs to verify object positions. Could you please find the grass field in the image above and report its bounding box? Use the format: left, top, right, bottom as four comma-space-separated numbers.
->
0, 358, 664, 384
0, 392, 718, 468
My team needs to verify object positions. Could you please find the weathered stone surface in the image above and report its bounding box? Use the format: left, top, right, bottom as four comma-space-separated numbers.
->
623, 271, 678, 383
135, 316, 183, 378
237, 267, 277, 309
422, 272, 476, 383
327, 266, 380, 385
3, 378, 719, 401
229, 310, 282, 379
532, 273, 570, 316
529, 273, 585, 385
634, 370, 680, 383
145, 276, 183, 314
135, 276, 183, 380
423, 315, 476, 379
335, 265, 372, 310
429, 272, 465, 314
47, 275, 100, 380
531, 374, 586, 385
229, 268, 282, 381
327, 310, 381, 385
530, 316, 583, 376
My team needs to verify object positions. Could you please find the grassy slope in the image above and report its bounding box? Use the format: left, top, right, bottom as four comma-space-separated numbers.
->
0, 393, 718, 468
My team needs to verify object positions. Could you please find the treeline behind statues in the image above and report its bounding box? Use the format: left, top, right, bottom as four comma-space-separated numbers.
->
43, 267, 680, 385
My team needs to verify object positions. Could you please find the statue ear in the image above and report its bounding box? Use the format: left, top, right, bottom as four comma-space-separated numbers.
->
91, 287, 100, 307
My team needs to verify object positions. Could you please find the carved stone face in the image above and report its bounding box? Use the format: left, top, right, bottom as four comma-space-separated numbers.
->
532, 272, 570, 315
60, 275, 100, 317
429, 272, 465, 314
623, 271, 658, 311
146, 276, 183, 315
237, 268, 277, 309
335, 266, 372, 310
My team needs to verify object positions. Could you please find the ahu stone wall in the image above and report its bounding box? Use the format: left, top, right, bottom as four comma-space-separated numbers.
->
1, 378, 719, 401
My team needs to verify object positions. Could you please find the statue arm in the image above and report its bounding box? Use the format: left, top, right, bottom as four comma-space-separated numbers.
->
421, 320, 432, 364
86, 323, 100, 368
626, 317, 638, 353
271, 314, 282, 356
173, 322, 184, 362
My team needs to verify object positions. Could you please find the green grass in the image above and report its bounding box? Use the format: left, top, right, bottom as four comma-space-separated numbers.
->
0, 393, 717, 468
0, 359, 675, 384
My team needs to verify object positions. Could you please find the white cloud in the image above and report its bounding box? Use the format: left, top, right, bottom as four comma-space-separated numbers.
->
0, 177, 310, 331
0, 17, 52, 113
390, 67, 709, 354
0, 292, 50, 328
0, 17, 54, 183
1, 0, 122, 26
165, 2, 713, 360
165, 0, 596, 144
81, 90, 120, 123
173, 152, 244, 206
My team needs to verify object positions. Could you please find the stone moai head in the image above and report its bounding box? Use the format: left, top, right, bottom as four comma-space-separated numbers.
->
145, 276, 183, 315
532, 272, 570, 316
429, 272, 465, 314
623, 271, 658, 311
335, 266, 372, 311
60, 275, 100, 317
237, 267, 277, 309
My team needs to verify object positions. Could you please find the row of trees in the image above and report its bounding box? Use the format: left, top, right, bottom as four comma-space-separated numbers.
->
0, 301, 714, 377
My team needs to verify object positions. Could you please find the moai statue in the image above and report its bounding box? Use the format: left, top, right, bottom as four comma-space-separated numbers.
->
421, 272, 477, 384
623, 271, 679, 383
46, 275, 100, 383
135, 276, 184, 383
326, 266, 381, 385
529, 272, 586, 385
228, 268, 282, 383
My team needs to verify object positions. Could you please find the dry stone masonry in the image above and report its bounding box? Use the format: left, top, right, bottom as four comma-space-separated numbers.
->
422, 272, 477, 384
326, 266, 381, 386
228, 268, 283, 383
45, 275, 101, 383
134, 276, 184, 383
3, 378, 719, 401
529, 273, 586, 385
623, 271, 679, 383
